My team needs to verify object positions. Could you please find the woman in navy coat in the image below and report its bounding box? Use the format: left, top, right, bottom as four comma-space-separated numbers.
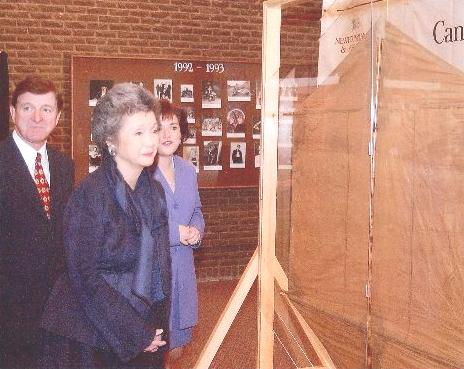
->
153, 100, 205, 362
40, 83, 171, 369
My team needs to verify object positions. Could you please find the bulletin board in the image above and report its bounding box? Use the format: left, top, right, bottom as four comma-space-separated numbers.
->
71, 56, 262, 188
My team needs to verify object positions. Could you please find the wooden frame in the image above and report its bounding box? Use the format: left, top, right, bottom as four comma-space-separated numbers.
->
193, 1, 337, 368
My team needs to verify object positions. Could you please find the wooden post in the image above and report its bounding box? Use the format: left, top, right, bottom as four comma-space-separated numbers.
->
193, 2, 337, 368
258, 2, 282, 369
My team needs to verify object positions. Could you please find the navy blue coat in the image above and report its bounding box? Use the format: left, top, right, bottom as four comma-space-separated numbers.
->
0, 135, 74, 366
41, 161, 171, 363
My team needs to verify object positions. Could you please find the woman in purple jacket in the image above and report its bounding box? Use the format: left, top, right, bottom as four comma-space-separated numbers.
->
153, 100, 205, 362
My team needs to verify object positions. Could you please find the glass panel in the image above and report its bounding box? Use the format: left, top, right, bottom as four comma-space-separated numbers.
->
371, 2, 464, 368
264, 1, 373, 367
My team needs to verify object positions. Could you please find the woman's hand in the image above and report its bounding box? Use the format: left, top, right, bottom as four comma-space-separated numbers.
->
185, 226, 201, 245
179, 225, 191, 245
179, 225, 201, 246
143, 329, 166, 353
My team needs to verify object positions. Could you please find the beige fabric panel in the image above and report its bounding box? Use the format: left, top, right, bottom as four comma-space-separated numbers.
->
373, 106, 464, 367
288, 30, 372, 322
293, 299, 366, 369
370, 333, 457, 369
288, 32, 371, 369
287, 23, 464, 368
289, 109, 370, 324
371, 24, 464, 368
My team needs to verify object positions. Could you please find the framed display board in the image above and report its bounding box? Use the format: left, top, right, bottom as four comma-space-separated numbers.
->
71, 56, 262, 188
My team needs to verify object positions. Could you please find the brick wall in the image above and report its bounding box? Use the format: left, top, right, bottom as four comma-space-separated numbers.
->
0, 0, 322, 280
197, 187, 259, 280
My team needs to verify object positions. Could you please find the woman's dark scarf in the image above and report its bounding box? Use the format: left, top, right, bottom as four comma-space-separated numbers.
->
104, 153, 165, 305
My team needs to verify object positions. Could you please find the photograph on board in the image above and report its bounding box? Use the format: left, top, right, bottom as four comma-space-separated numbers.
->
254, 141, 261, 168
202, 112, 222, 137
130, 81, 145, 88
89, 80, 113, 107
203, 141, 222, 170
201, 80, 221, 108
226, 107, 246, 138
154, 79, 173, 101
186, 106, 195, 123
227, 80, 251, 102
180, 84, 194, 103
89, 143, 102, 173
183, 145, 199, 173
256, 79, 262, 109
185, 126, 197, 144
230, 142, 246, 169
252, 115, 261, 139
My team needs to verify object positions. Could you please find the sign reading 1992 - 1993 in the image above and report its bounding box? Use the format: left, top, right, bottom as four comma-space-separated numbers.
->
73, 56, 262, 188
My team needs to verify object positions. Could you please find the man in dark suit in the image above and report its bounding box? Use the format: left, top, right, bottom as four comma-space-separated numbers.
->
0, 75, 74, 368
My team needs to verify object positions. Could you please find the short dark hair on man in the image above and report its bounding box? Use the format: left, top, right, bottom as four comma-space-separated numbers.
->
159, 99, 189, 142
11, 75, 64, 112
91, 82, 161, 153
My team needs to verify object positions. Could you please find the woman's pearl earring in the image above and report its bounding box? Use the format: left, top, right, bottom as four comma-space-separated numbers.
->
108, 144, 117, 156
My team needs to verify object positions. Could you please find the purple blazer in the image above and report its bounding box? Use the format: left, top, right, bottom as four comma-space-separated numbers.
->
154, 155, 205, 330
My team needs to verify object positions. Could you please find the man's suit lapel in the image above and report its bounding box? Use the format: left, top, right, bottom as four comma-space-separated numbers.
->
6, 136, 50, 221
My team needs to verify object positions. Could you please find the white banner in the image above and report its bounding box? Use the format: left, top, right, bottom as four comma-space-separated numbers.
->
319, 0, 464, 82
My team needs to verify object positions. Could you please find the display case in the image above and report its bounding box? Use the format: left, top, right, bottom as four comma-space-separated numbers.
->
196, 0, 464, 368
260, 0, 464, 368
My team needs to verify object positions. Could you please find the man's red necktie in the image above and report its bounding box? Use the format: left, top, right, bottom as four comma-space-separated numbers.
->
34, 153, 51, 219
